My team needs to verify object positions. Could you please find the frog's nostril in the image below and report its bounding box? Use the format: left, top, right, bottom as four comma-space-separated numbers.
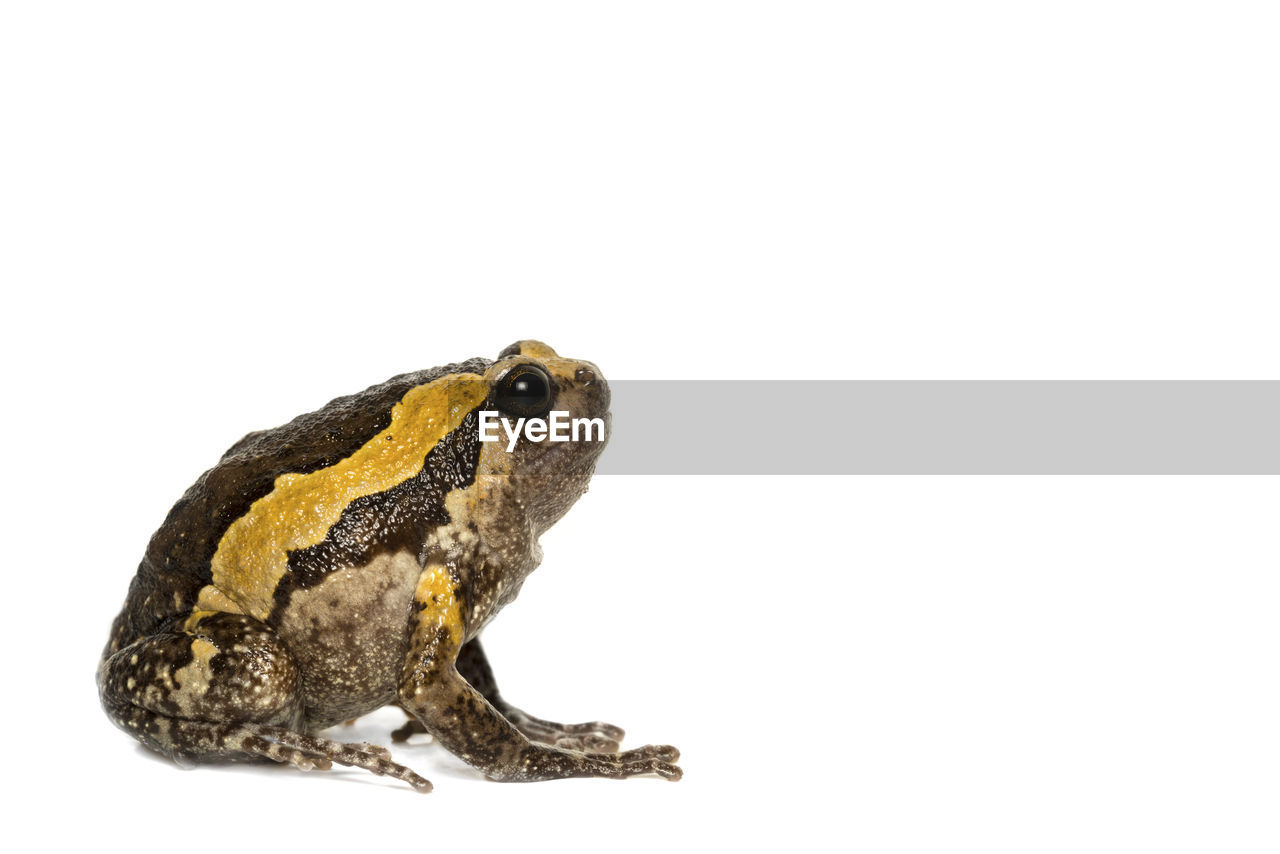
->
575, 368, 597, 385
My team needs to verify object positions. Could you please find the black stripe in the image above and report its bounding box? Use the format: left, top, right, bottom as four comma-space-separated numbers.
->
282, 407, 484, 589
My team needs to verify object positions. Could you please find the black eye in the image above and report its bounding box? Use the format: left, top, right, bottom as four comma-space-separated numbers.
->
494, 364, 553, 418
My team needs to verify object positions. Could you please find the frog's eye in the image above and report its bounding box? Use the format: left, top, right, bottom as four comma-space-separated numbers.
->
494, 364, 554, 418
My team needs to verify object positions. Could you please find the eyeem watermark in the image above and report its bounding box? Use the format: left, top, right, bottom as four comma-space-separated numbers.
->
478, 411, 606, 452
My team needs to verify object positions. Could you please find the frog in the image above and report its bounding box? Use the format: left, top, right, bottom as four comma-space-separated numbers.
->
97, 340, 681, 791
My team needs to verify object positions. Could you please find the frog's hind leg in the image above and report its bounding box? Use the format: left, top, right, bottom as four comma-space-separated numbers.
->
102, 702, 431, 790
98, 611, 431, 791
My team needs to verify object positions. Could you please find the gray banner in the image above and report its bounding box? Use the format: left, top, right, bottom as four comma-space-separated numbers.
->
594, 381, 1280, 474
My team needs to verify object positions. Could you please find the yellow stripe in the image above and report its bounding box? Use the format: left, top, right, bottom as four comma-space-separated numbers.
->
208, 373, 488, 621
413, 563, 465, 647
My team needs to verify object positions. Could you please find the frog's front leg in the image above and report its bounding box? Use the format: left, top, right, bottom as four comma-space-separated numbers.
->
391, 637, 625, 752
398, 567, 681, 782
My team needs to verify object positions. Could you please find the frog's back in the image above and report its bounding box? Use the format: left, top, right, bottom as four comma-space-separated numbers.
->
101, 358, 491, 660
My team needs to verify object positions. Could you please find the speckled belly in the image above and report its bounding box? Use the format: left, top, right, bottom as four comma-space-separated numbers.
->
273, 550, 422, 730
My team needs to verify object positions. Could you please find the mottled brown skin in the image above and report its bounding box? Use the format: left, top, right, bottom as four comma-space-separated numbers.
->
97, 341, 681, 790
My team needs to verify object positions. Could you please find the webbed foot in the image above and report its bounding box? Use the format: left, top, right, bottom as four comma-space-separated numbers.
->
391, 705, 626, 753
504, 707, 626, 753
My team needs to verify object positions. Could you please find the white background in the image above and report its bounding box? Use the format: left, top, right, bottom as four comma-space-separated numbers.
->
2, 2, 1277, 851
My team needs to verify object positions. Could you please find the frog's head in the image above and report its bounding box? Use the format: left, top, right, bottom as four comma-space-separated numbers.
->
472, 340, 611, 533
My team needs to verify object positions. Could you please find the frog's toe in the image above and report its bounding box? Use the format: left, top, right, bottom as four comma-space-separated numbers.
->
620, 745, 682, 781
651, 761, 683, 781
288, 752, 333, 772
504, 708, 626, 751
359, 741, 393, 760
246, 725, 433, 792
552, 733, 624, 752
550, 719, 625, 740
581, 744, 683, 780
618, 743, 680, 762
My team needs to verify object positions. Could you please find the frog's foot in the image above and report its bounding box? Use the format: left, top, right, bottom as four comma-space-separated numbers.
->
503, 708, 626, 753
491, 742, 683, 782
392, 707, 625, 752
391, 706, 625, 752
244, 725, 431, 792
571, 744, 683, 780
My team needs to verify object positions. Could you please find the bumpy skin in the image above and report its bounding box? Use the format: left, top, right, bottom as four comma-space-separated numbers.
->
98, 340, 681, 790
